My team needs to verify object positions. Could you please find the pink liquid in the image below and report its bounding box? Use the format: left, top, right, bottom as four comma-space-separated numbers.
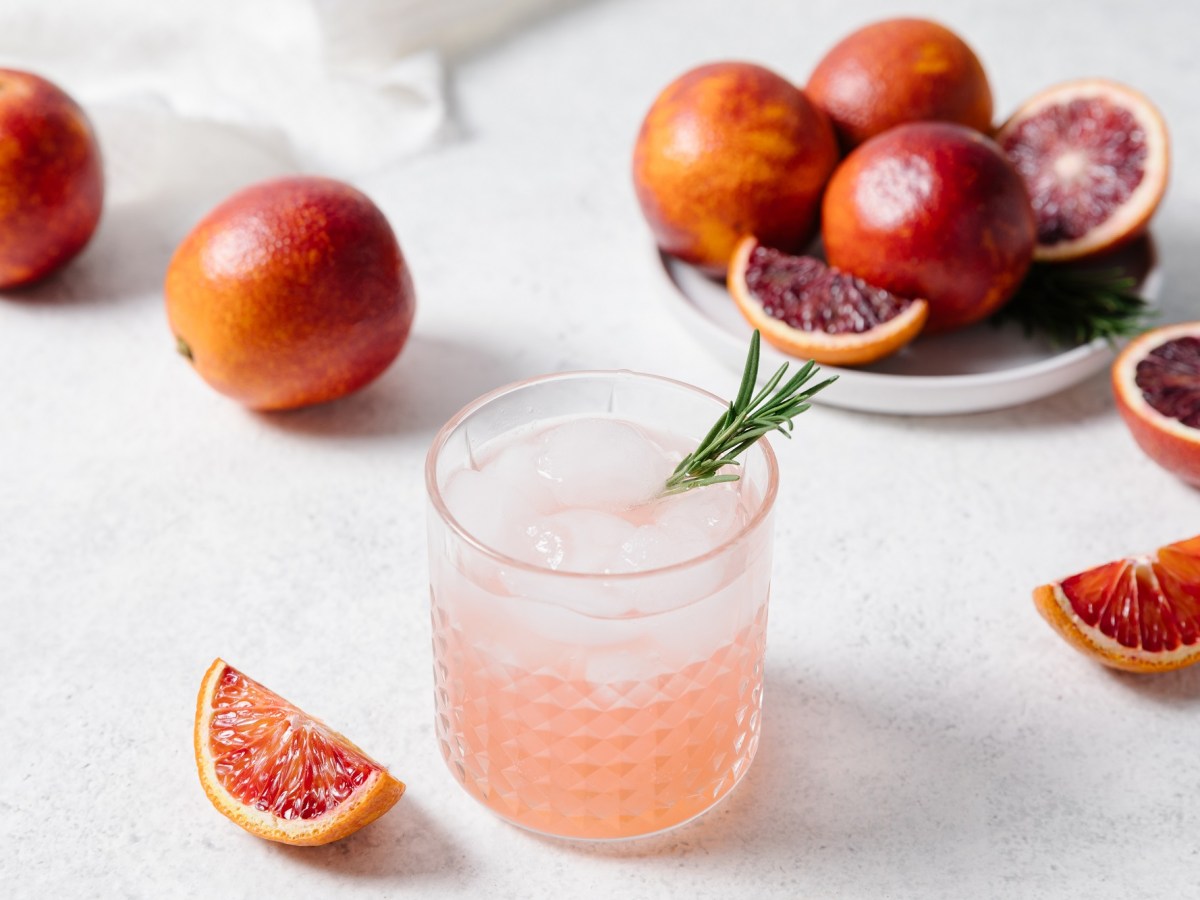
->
432, 594, 767, 839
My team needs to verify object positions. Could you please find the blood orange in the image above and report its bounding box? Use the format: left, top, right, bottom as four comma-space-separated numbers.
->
166, 176, 415, 411
1113, 322, 1200, 486
194, 659, 404, 845
0, 68, 104, 288
806, 18, 994, 151
632, 62, 838, 275
727, 236, 928, 366
996, 79, 1169, 262
1033, 536, 1200, 672
821, 122, 1035, 333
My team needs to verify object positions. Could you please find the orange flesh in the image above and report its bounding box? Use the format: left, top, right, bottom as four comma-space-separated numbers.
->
1060, 538, 1200, 653
743, 243, 917, 333
208, 667, 378, 821
1001, 98, 1148, 245
1135, 337, 1200, 424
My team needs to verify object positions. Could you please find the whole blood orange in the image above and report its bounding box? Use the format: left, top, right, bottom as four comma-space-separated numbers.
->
727, 236, 928, 366
0, 68, 104, 288
165, 176, 415, 411
821, 122, 1035, 333
194, 659, 405, 845
1112, 322, 1200, 486
806, 18, 993, 151
632, 61, 838, 275
996, 79, 1169, 262
1033, 536, 1200, 672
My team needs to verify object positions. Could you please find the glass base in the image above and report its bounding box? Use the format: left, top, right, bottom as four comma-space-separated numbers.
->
446, 742, 759, 843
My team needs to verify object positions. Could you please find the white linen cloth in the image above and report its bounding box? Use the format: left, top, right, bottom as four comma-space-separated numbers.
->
0, 0, 570, 178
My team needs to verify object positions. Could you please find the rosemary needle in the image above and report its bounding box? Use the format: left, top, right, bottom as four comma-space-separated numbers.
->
991, 263, 1154, 347
663, 331, 836, 495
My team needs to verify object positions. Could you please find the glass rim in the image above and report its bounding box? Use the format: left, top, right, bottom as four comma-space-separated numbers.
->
424, 368, 780, 581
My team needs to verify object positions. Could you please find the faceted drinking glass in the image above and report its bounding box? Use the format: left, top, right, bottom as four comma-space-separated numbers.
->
425, 370, 778, 840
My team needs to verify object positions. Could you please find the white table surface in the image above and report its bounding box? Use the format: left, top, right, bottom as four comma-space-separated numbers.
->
4, 0, 1200, 897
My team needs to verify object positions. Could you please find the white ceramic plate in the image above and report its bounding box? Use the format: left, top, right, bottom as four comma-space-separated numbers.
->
659, 237, 1162, 416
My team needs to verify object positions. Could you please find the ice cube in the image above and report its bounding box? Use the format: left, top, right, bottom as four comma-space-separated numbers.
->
616, 523, 702, 572
546, 509, 638, 574
650, 578, 752, 668
515, 517, 567, 570
441, 468, 539, 558
654, 483, 745, 546
496, 554, 632, 622
481, 435, 557, 513
611, 484, 746, 572
535, 418, 673, 510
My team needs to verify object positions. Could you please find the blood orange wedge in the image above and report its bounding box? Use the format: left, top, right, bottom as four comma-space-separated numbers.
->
996, 79, 1169, 262
727, 236, 928, 366
194, 659, 404, 845
1033, 536, 1200, 673
1112, 321, 1200, 486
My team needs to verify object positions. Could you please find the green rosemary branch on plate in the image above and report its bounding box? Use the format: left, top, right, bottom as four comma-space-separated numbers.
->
990, 263, 1154, 347
663, 331, 836, 495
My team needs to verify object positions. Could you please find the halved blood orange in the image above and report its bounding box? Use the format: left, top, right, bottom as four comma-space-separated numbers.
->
194, 659, 404, 845
1033, 536, 1200, 672
996, 78, 1169, 262
1112, 321, 1200, 486
727, 235, 929, 366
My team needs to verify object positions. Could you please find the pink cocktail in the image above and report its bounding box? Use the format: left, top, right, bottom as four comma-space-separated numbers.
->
426, 371, 778, 840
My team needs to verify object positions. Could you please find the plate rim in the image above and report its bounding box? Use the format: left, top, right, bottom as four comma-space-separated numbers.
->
658, 241, 1163, 396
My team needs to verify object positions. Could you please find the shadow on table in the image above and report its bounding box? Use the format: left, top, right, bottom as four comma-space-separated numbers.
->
1104, 663, 1200, 707
276, 795, 466, 881
1148, 211, 1196, 326
255, 333, 527, 440
0, 196, 180, 308
530, 670, 998, 864
1, 104, 297, 310
822, 367, 1117, 436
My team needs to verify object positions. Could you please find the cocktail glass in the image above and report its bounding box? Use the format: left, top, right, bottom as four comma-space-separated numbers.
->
425, 370, 778, 840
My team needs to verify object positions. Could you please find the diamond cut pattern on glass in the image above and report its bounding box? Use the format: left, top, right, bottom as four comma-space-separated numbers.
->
432, 596, 767, 839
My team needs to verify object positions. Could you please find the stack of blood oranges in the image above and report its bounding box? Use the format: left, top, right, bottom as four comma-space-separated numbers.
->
632, 19, 1170, 367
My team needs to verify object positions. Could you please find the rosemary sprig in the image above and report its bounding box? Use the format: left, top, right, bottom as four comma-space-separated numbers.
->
991, 263, 1154, 347
663, 331, 835, 495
